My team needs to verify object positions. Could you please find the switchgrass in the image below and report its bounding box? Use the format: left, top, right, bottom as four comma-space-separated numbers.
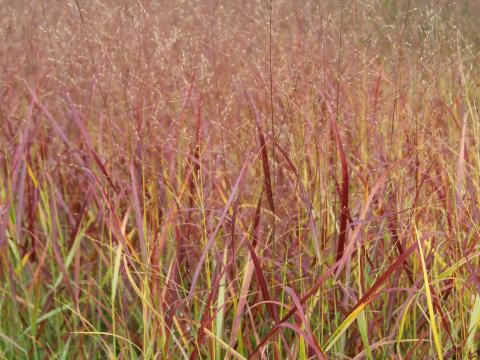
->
1, 0, 480, 359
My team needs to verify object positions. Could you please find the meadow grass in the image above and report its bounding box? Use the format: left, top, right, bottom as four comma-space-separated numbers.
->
1, 0, 480, 358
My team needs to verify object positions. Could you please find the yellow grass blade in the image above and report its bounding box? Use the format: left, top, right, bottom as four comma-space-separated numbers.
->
203, 328, 247, 360
415, 226, 443, 359
324, 300, 370, 352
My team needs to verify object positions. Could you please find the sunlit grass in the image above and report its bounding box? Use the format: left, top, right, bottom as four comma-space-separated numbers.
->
1, 0, 480, 358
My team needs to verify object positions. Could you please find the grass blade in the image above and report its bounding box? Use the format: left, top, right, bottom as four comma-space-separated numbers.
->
415, 226, 443, 359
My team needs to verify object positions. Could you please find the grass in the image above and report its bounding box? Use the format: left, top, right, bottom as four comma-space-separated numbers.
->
1, 0, 480, 358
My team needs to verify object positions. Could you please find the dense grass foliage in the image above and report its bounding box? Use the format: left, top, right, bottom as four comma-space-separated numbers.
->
1, 1, 480, 358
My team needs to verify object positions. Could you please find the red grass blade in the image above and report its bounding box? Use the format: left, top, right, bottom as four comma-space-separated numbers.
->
283, 286, 328, 359
247, 93, 275, 214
